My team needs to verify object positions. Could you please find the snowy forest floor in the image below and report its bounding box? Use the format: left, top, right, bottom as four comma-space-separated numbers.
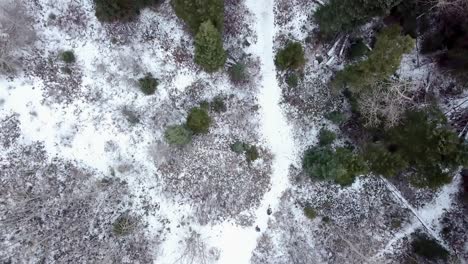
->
0, 0, 467, 263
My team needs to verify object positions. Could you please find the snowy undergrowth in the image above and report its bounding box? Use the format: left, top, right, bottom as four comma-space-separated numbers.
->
0, 0, 301, 263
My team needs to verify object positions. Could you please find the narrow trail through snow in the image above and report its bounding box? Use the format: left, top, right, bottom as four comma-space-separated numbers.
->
206, 0, 297, 263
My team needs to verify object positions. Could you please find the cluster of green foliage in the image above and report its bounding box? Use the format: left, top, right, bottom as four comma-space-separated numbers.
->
364, 108, 467, 188
210, 96, 227, 113
318, 128, 336, 146
194, 21, 226, 72
245, 145, 259, 163
94, 0, 160, 22
164, 125, 192, 146
286, 73, 299, 88
275, 42, 306, 70
61, 50, 75, 64
325, 111, 346, 124
303, 146, 367, 186
186, 107, 212, 134
332, 25, 414, 94
304, 206, 317, 220
230, 140, 248, 154
411, 233, 449, 261
347, 39, 369, 60
229, 62, 248, 83
138, 73, 158, 95
314, 0, 402, 38
230, 141, 259, 163
171, 0, 224, 33
112, 215, 136, 236
201, 96, 227, 113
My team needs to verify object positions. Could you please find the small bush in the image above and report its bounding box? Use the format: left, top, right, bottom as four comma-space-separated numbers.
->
113, 215, 136, 236
138, 73, 158, 95
411, 233, 449, 261
275, 42, 306, 70
286, 73, 299, 87
245, 145, 259, 163
186, 107, 212, 134
164, 125, 192, 146
304, 206, 317, 220
194, 21, 226, 72
325, 111, 346, 124
318, 128, 336, 146
61, 50, 75, 64
303, 146, 367, 186
210, 96, 227, 113
229, 62, 248, 83
230, 140, 248, 154
303, 146, 344, 181
61, 67, 72, 74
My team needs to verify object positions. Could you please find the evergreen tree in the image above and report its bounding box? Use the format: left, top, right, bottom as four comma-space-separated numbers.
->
275, 42, 306, 70
332, 25, 414, 94
194, 21, 226, 72
315, 0, 402, 38
186, 107, 212, 134
171, 0, 224, 33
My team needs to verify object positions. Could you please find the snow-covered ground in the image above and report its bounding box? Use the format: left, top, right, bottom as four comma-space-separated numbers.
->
1, 0, 466, 263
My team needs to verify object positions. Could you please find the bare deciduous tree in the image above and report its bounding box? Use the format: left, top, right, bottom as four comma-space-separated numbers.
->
0, 0, 36, 74
175, 231, 219, 264
358, 79, 414, 128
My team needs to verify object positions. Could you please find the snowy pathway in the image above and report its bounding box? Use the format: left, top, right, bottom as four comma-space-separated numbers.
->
206, 0, 297, 263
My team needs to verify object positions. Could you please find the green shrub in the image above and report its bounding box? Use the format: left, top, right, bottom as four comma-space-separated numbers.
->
275, 42, 306, 70
304, 206, 317, 220
325, 111, 346, 124
194, 21, 226, 72
286, 73, 299, 87
210, 96, 227, 113
303, 146, 344, 181
61, 50, 75, 63
411, 233, 449, 261
61, 67, 72, 74
229, 62, 248, 83
245, 145, 259, 163
94, 0, 161, 22
230, 140, 248, 154
303, 146, 367, 185
113, 215, 136, 236
318, 128, 336, 146
138, 73, 158, 95
186, 107, 212, 134
332, 25, 414, 94
314, 0, 402, 38
164, 125, 192, 146
171, 0, 224, 33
